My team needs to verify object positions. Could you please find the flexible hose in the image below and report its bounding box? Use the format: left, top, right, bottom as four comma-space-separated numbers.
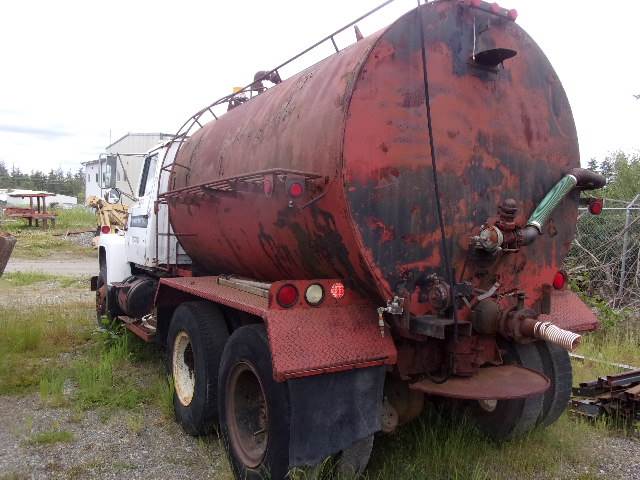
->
533, 321, 581, 351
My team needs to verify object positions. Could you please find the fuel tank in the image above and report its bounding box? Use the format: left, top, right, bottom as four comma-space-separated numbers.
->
168, 1, 580, 317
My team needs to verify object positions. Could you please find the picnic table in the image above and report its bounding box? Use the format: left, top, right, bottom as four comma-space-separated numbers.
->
5, 192, 57, 227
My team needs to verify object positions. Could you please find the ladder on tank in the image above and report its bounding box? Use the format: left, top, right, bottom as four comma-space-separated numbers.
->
154, 0, 397, 271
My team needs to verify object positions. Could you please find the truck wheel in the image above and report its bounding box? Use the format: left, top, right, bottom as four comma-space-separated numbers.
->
219, 324, 290, 480
467, 342, 544, 441
535, 341, 572, 426
169, 301, 229, 436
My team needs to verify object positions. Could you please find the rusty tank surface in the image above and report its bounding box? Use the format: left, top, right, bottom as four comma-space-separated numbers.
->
168, 0, 586, 322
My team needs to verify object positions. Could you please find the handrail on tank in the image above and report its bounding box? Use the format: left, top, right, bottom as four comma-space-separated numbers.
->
154, 0, 398, 270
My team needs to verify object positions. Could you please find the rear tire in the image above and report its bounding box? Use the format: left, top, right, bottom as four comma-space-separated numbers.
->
336, 434, 374, 476
467, 341, 545, 441
168, 301, 229, 436
218, 324, 290, 480
535, 341, 573, 426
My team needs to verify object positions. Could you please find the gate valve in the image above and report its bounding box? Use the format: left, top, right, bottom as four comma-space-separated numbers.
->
474, 168, 606, 254
377, 296, 404, 337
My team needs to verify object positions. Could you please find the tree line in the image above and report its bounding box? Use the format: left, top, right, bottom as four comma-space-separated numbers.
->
0, 161, 84, 200
587, 151, 640, 201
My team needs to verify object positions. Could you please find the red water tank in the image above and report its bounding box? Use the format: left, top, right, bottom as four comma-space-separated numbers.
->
168, 2, 579, 317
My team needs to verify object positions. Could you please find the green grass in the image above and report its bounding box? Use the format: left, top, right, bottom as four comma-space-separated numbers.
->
0, 271, 86, 288
10, 230, 96, 258
24, 429, 74, 446
0, 303, 93, 394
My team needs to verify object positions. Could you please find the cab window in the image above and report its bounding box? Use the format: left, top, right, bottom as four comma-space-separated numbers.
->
138, 155, 158, 197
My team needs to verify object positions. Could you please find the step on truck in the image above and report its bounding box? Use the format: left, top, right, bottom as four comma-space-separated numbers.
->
91, 1, 606, 478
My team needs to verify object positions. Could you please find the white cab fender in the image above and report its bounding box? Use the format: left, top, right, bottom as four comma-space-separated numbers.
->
99, 233, 131, 284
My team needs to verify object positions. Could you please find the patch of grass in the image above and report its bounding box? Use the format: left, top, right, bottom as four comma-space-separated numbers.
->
0, 271, 86, 288
362, 410, 597, 480
0, 303, 93, 395
572, 319, 640, 385
11, 230, 96, 258
24, 428, 74, 446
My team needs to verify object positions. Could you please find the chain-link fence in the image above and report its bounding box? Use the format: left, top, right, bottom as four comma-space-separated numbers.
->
565, 196, 640, 309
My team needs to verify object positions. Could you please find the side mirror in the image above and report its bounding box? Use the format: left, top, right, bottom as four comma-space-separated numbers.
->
105, 188, 122, 204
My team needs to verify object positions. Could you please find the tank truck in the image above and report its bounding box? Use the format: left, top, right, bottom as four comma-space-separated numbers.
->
92, 1, 606, 477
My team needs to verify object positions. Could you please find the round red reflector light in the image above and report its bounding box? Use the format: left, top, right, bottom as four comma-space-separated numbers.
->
491, 2, 501, 13
507, 8, 518, 20
589, 198, 603, 215
330, 282, 345, 299
552, 271, 567, 290
276, 284, 298, 308
288, 182, 304, 198
469, 0, 481, 6
101, 225, 111, 234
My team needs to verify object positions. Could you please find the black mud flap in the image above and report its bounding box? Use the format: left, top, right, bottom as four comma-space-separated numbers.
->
287, 365, 385, 467
90, 275, 98, 291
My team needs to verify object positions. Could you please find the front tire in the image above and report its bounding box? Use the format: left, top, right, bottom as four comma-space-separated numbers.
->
168, 301, 229, 436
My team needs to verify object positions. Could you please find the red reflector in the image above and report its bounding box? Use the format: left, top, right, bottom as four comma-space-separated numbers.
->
276, 284, 298, 308
263, 176, 273, 196
589, 198, 603, 215
330, 282, 345, 299
491, 2, 501, 13
469, 0, 481, 6
552, 271, 567, 290
288, 182, 304, 198
507, 8, 518, 20
101, 225, 111, 234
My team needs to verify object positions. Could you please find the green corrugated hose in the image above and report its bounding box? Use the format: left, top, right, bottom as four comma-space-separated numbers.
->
526, 173, 578, 233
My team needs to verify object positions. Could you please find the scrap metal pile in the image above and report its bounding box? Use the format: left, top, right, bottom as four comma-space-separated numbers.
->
572, 370, 640, 426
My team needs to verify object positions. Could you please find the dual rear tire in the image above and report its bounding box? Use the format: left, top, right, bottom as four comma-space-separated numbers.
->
467, 340, 573, 441
168, 305, 373, 479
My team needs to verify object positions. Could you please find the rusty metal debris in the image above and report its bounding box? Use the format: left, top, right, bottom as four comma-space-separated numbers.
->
571, 370, 640, 425
0, 231, 16, 276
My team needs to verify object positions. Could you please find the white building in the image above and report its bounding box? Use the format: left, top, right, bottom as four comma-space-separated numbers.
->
83, 132, 174, 205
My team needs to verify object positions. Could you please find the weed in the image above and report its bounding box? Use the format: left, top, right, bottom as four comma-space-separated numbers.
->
10, 230, 96, 258
39, 368, 68, 407
0, 303, 92, 394
24, 429, 74, 446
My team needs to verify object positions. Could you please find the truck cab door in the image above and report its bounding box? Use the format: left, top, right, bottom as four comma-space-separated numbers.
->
126, 153, 158, 266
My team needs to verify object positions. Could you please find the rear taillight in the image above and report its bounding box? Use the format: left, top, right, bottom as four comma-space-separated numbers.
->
288, 182, 304, 198
552, 271, 567, 290
276, 284, 299, 308
588, 198, 603, 215
330, 282, 345, 299
101, 225, 111, 234
507, 8, 518, 20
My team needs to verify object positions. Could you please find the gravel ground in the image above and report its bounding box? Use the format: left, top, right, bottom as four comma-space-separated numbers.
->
0, 395, 231, 480
4, 257, 97, 277
0, 284, 92, 308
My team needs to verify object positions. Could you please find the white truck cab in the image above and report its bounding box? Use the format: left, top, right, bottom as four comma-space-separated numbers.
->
97, 140, 190, 285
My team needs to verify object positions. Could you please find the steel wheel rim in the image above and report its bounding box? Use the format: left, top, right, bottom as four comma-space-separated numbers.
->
173, 331, 195, 406
226, 361, 269, 468
478, 399, 498, 412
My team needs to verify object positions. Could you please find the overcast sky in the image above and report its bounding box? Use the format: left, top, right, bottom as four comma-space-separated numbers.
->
1, 0, 638, 173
